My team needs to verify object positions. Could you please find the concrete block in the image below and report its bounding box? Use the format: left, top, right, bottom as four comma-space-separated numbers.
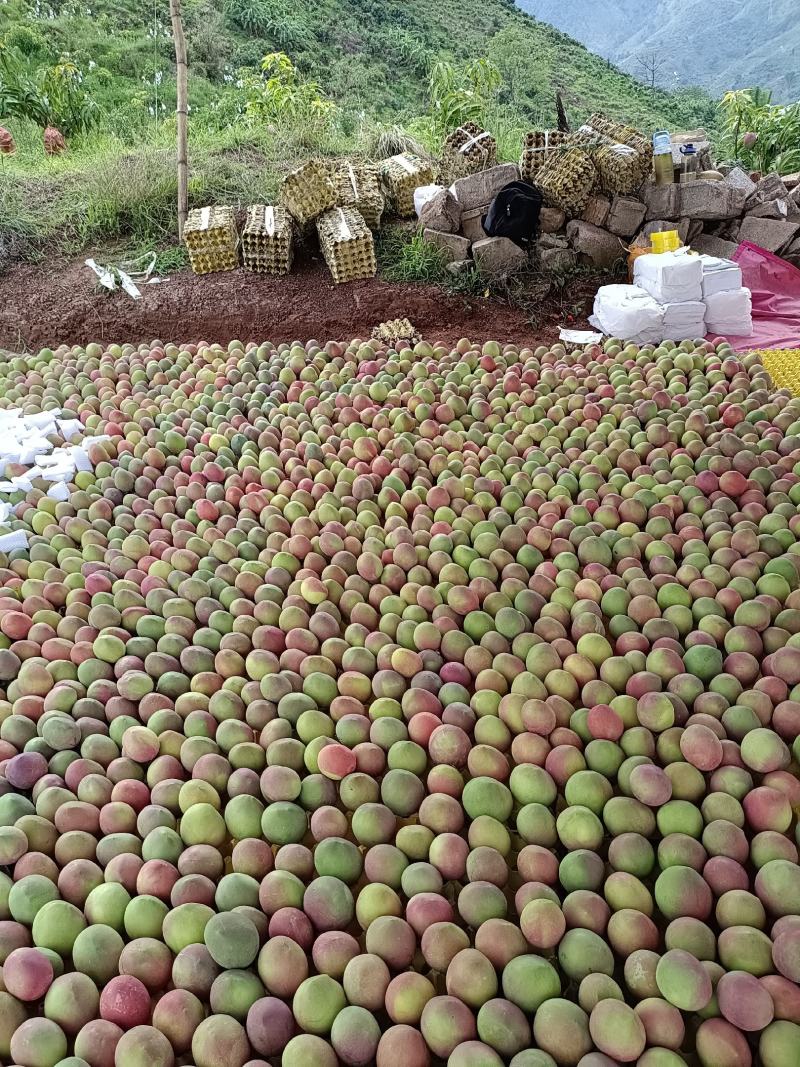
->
423, 229, 471, 261
737, 216, 800, 253
540, 247, 578, 272
679, 181, 747, 220
460, 207, 488, 243
691, 234, 739, 259
725, 167, 757, 196
606, 196, 647, 237
472, 236, 528, 275
451, 164, 519, 211
447, 259, 474, 276
746, 172, 789, 208
539, 234, 570, 250
418, 189, 461, 234
540, 206, 566, 233
566, 221, 625, 268
747, 198, 800, 221
644, 183, 681, 221
581, 196, 611, 228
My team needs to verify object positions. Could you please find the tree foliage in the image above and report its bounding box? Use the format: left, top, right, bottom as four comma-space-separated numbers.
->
719, 88, 800, 174
242, 52, 336, 132
224, 0, 312, 50
0, 42, 98, 136
428, 58, 501, 138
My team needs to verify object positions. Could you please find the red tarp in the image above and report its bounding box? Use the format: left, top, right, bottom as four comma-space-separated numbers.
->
710, 242, 800, 351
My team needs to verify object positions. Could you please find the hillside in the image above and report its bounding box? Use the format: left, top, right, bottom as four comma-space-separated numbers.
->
1, 0, 718, 273
518, 0, 800, 101
1, 0, 716, 130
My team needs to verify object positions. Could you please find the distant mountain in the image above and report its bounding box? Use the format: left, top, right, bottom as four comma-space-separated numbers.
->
517, 0, 800, 101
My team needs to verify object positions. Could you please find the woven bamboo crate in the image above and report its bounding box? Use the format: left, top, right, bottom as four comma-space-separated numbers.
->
241, 205, 293, 275
281, 160, 337, 227
333, 161, 385, 231
440, 123, 497, 185
520, 130, 572, 182
535, 147, 598, 215
184, 206, 239, 275
580, 115, 653, 196
379, 154, 437, 218
317, 207, 376, 284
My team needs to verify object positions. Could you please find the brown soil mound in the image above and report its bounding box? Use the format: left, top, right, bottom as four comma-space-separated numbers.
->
0, 256, 598, 352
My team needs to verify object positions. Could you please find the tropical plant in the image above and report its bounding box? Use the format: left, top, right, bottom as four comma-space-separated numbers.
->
224, 0, 312, 50
242, 52, 337, 134
718, 87, 800, 175
0, 44, 98, 137
428, 57, 501, 138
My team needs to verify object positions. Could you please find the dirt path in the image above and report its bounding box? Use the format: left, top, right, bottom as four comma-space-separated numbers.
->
0, 255, 597, 352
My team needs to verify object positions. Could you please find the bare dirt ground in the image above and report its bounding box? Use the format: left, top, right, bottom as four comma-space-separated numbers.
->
0, 253, 599, 353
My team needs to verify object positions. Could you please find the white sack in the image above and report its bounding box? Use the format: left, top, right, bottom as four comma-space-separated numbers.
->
705, 287, 752, 319
699, 255, 743, 298
705, 286, 753, 336
662, 301, 706, 341
590, 285, 665, 345
634, 250, 703, 304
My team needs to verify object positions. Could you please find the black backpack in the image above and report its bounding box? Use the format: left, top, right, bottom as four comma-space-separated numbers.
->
482, 180, 543, 249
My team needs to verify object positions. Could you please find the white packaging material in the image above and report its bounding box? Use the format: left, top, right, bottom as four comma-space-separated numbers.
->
705, 286, 753, 337
47, 482, 71, 501
414, 185, 444, 218
634, 250, 703, 304
662, 301, 706, 341
57, 419, 84, 440
699, 255, 743, 298
559, 328, 604, 345
0, 530, 28, 553
590, 285, 665, 345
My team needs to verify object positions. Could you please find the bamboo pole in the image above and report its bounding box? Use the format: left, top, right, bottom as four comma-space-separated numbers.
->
169, 0, 188, 241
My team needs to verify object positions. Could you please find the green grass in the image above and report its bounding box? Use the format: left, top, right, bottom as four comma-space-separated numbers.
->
0, 117, 353, 267
0, 0, 720, 268
378, 230, 450, 284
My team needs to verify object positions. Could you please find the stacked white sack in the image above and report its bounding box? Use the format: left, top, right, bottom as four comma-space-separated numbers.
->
634, 249, 703, 304
699, 255, 743, 298
705, 288, 753, 337
661, 301, 706, 342
590, 285, 665, 345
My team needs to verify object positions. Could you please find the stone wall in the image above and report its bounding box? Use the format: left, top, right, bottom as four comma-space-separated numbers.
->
420, 163, 800, 278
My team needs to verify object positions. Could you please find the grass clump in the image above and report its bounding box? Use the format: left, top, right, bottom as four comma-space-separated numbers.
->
378, 230, 450, 284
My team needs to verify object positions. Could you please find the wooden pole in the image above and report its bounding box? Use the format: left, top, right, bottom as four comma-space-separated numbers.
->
169, 0, 188, 241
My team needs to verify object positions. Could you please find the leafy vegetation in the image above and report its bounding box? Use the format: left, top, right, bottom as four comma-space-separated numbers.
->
378, 230, 450, 284
0, 45, 97, 136
428, 59, 502, 140
0, 0, 719, 268
718, 88, 800, 176
240, 52, 337, 140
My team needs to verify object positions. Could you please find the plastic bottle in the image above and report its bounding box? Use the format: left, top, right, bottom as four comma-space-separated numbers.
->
679, 143, 699, 183
653, 130, 674, 186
